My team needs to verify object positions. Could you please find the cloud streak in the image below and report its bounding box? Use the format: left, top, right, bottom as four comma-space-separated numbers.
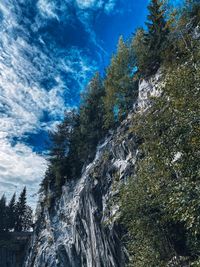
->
0, 0, 120, 207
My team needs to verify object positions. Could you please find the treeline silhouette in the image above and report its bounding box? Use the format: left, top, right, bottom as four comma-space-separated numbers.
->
0, 187, 33, 232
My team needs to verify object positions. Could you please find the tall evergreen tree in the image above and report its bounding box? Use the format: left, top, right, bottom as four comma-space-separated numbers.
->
15, 187, 26, 232
48, 111, 77, 193
0, 195, 7, 232
22, 206, 33, 231
146, 0, 168, 69
133, 0, 168, 76
49, 112, 74, 163
104, 36, 137, 129
7, 193, 16, 231
78, 72, 105, 159
68, 73, 105, 177
146, 0, 168, 48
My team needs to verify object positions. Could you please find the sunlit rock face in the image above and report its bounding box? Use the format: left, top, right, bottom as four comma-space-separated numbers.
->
135, 70, 162, 112
23, 76, 158, 267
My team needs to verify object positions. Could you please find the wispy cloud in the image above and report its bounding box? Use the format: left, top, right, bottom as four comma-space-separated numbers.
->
0, 138, 47, 208
0, 0, 122, 207
0, 0, 104, 206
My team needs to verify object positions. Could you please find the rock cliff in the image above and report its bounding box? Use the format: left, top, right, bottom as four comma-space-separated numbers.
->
23, 73, 162, 267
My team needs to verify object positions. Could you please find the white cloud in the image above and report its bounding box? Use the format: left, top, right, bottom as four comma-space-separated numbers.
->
75, 0, 116, 12
37, 0, 59, 20
0, 138, 47, 209
76, 0, 103, 9
0, 0, 97, 208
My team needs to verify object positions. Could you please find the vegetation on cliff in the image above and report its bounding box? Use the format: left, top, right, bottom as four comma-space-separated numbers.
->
121, 1, 200, 266
39, 0, 200, 265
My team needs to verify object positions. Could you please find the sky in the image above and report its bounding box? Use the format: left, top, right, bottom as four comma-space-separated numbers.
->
0, 0, 183, 208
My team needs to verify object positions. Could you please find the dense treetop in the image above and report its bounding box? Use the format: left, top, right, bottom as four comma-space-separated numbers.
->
0, 187, 33, 233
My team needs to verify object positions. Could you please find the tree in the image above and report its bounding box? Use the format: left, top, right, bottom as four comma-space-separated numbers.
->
121, 27, 200, 265
22, 206, 33, 231
7, 193, 16, 231
15, 187, 33, 232
145, 0, 168, 66
104, 36, 138, 129
48, 111, 78, 193
131, 28, 149, 78
67, 73, 106, 178
133, 0, 168, 76
146, 0, 168, 47
78, 72, 105, 160
0, 195, 7, 232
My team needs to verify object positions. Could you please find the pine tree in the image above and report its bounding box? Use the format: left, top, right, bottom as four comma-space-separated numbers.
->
0, 195, 7, 232
133, 0, 168, 76
22, 206, 33, 231
146, 0, 168, 47
15, 187, 27, 232
79, 72, 105, 159
132, 28, 149, 78
48, 111, 77, 193
49, 112, 73, 163
7, 193, 16, 231
145, 0, 168, 71
104, 36, 137, 129
68, 73, 105, 177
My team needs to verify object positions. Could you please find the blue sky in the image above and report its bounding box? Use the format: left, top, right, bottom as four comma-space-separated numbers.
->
0, 0, 183, 207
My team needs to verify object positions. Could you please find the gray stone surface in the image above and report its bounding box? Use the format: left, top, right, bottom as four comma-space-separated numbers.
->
23, 75, 159, 267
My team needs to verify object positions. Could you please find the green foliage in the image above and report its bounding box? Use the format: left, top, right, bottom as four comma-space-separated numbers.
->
0, 195, 7, 232
71, 72, 106, 166
131, 29, 149, 78
15, 187, 33, 232
121, 35, 200, 266
145, 0, 168, 48
47, 111, 77, 194
41, 73, 106, 198
103, 36, 138, 129
133, 0, 169, 77
40, 8, 200, 267
7, 193, 16, 231
0, 189, 33, 233
163, 1, 200, 68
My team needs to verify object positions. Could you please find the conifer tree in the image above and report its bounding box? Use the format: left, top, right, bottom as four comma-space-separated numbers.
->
146, 0, 168, 69
0, 195, 7, 232
146, 0, 168, 47
22, 206, 33, 231
104, 36, 137, 129
7, 193, 16, 231
133, 0, 168, 76
48, 111, 77, 192
78, 72, 105, 159
68, 73, 105, 177
49, 113, 73, 163
131, 28, 149, 78
15, 187, 26, 231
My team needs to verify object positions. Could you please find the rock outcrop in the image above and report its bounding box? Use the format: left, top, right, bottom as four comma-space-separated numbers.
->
23, 74, 161, 267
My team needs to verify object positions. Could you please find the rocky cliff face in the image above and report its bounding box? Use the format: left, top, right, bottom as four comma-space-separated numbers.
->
23, 73, 162, 267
